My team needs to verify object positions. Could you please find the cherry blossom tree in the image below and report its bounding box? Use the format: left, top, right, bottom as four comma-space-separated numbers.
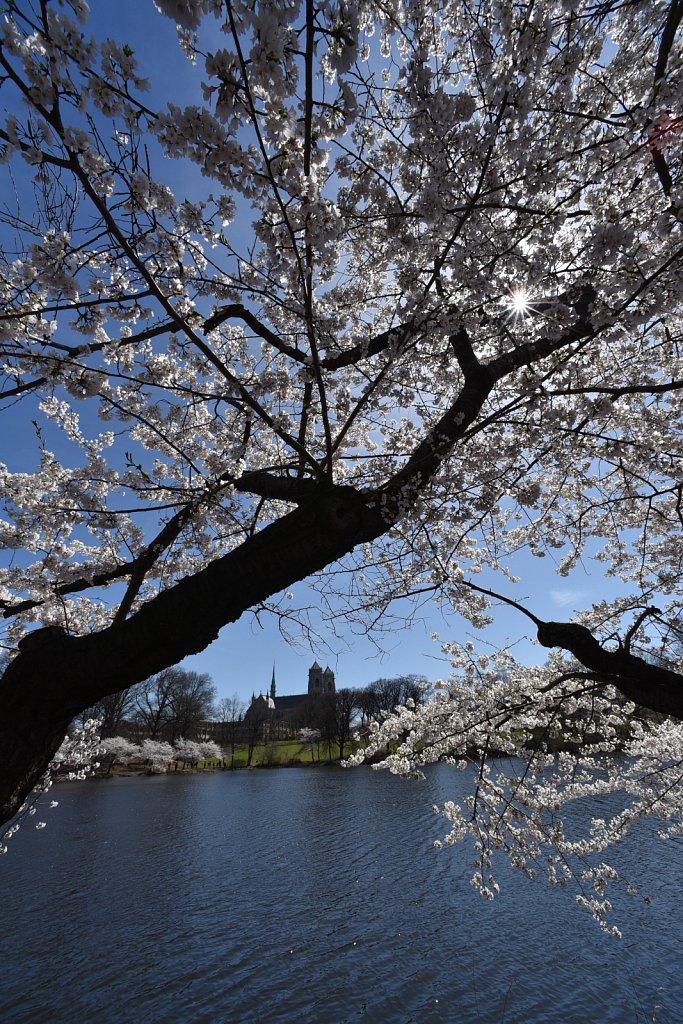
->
140, 738, 174, 773
298, 726, 321, 762
198, 739, 222, 761
173, 736, 221, 765
1, 0, 683, 917
99, 734, 138, 774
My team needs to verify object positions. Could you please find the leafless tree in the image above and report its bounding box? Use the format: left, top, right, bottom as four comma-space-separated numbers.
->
215, 694, 245, 768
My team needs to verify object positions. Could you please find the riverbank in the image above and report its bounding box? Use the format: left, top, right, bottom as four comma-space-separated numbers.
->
89, 736, 353, 779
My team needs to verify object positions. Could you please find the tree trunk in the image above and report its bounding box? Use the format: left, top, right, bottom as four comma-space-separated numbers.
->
0, 486, 386, 824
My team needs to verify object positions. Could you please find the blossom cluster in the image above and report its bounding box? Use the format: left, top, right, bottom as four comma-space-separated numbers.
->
350, 652, 683, 935
1, 0, 681, 645
100, 736, 222, 772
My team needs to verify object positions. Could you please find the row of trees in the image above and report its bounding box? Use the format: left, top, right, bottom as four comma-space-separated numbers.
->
99, 736, 222, 775
356, 676, 426, 727
87, 672, 426, 764
83, 668, 217, 742
318, 676, 428, 760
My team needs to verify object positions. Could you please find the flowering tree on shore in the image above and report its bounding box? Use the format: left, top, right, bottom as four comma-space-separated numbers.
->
140, 738, 175, 773
173, 737, 222, 766
298, 727, 321, 763
1, 0, 683, 923
94, 735, 222, 774
99, 734, 138, 774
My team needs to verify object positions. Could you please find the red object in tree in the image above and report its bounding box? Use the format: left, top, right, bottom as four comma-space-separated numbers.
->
647, 111, 683, 153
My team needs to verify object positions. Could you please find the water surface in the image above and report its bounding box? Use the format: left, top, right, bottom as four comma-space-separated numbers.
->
1, 764, 680, 1023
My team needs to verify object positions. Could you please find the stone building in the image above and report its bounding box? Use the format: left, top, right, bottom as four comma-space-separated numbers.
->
306, 661, 335, 696
244, 661, 336, 737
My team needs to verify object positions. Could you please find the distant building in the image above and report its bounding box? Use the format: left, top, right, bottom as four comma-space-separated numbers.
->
244, 661, 336, 737
306, 661, 335, 696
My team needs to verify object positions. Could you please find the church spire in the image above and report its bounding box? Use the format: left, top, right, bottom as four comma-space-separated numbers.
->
270, 664, 276, 699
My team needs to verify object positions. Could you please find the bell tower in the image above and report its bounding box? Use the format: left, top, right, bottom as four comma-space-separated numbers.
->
308, 661, 323, 695
308, 661, 335, 696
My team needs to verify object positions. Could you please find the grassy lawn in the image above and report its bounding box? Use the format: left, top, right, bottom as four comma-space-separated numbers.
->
218, 738, 340, 768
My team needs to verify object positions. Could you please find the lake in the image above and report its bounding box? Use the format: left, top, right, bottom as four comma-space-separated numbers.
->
1, 764, 681, 1023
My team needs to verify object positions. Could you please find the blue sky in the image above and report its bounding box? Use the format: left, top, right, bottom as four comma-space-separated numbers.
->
177, 542, 629, 703
1, 1, 632, 705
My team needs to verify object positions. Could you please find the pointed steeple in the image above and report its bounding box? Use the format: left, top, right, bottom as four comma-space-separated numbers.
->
270, 664, 276, 699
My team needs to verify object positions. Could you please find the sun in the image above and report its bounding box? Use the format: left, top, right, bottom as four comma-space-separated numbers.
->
508, 286, 531, 317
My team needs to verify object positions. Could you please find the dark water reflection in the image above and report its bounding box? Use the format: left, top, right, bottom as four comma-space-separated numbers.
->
1, 764, 681, 1023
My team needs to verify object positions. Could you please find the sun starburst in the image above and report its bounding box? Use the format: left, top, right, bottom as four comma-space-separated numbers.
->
508, 286, 531, 317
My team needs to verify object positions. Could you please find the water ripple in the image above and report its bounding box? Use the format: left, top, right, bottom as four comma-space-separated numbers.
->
1, 766, 681, 1024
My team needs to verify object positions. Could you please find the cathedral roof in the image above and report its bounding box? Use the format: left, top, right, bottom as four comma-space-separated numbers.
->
273, 694, 309, 710
250, 693, 275, 709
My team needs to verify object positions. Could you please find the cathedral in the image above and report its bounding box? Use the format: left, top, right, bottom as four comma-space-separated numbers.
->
244, 661, 336, 735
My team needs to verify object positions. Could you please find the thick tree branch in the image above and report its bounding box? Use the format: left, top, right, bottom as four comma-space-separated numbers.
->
203, 304, 440, 374
385, 286, 597, 498
459, 581, 683, 716
654, 0, 683, 84
0, 484, 386, 824
462, 582, 683, 718
537, 619, 683, 719
649, 0, 683, 196
234, 470, 320, 502
202, 303, 307, 362
322, 313, 437, 370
